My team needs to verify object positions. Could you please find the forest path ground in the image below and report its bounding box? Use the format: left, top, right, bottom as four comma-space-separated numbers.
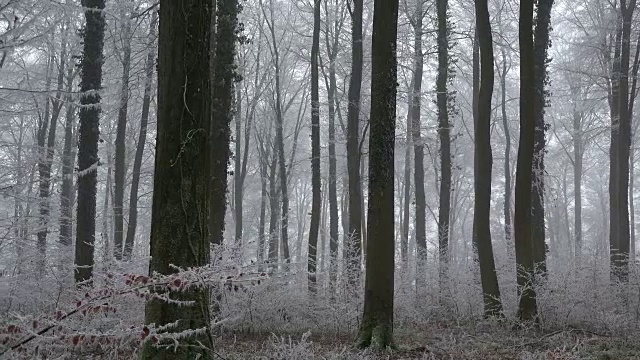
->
212, 322, 640, 359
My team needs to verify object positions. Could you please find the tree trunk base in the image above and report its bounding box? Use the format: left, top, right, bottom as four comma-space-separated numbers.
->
356, 322, 395, 350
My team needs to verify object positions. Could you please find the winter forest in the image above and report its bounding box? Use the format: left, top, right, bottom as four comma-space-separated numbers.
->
3, 0, 640, 358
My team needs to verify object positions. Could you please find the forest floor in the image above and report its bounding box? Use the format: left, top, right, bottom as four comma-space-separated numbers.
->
212, 322, 640, 359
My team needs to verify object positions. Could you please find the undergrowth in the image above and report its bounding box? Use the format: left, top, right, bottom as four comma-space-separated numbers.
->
1, 243, 640, 358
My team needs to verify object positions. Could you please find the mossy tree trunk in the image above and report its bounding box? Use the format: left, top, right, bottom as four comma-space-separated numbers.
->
515, 0, 538, 322
357, 0, 398, 350
141, 1, 215, 358
75, 0, 106, 284
531, 0, 554, 275
210, 0, 240, 246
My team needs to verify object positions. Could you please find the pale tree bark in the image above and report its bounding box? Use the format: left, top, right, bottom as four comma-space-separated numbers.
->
113, 1, 132, 260
38, 29, 68, 272
268, 141, 279, 266
570, 81, 583, 258
626, 31, 640, 262
257, 135, 269, 265
59, 65, 77, 248
262, 0, 290, 263
499, 48, 511, 246
124, 9, 157, 259
320, 0, 345, 288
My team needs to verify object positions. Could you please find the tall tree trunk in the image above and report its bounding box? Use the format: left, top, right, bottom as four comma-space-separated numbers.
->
141, 1, 215, 358
210, 0, 240, 246
474, 0, 503, 317
411, 0, 426, 255
234, 86, 243, 244
327, 29, 340, 290
531, 0, 554, 275
113, 4, 132, 260
515, 0, 538, 321
75, 0, 107, 284
609, 7, 623, 281
308, 0, 321, 293
124, 9, 157, 259
36, 57, 53, 273
437, 0, 451, 280
402, 114, 411, 263
102, 161, 112, 261
572, 88, 583, 258
268, 150, 279, 266
263, 0, 290, 263
500, 48, 512, 246
39, 37, 67, 271
59, 66, 76, 248
631, 148, 636, 261
346, 0, 363, 266
357, 0, 398, 349
257, 140, 269, 265
15, 118, 26, 272
627, 33, 640, 263
613, 0, 636, 281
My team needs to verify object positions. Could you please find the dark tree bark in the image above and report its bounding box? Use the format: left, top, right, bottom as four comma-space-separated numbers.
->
113, 5, 132, 260
308, 0, 321, 293
531, 0, 554, 274
75, 0, 106, 284
436, 0, 451, 278
124, 10, 157, 259
210, 0, 240, 246
499, 48, 511, 245
402, 104, 411, 263
515, 0, 538, 322
609, 7, 623, 281
410, 0, 426, 255
473, 0, 503, 317
141, 1, 215, 358
356, 0, 398, 349
611, 0, 636, 281
346, 0, 363, 265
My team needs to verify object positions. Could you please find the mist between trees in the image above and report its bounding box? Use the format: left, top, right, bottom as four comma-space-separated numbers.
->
1, 0, 640, 358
